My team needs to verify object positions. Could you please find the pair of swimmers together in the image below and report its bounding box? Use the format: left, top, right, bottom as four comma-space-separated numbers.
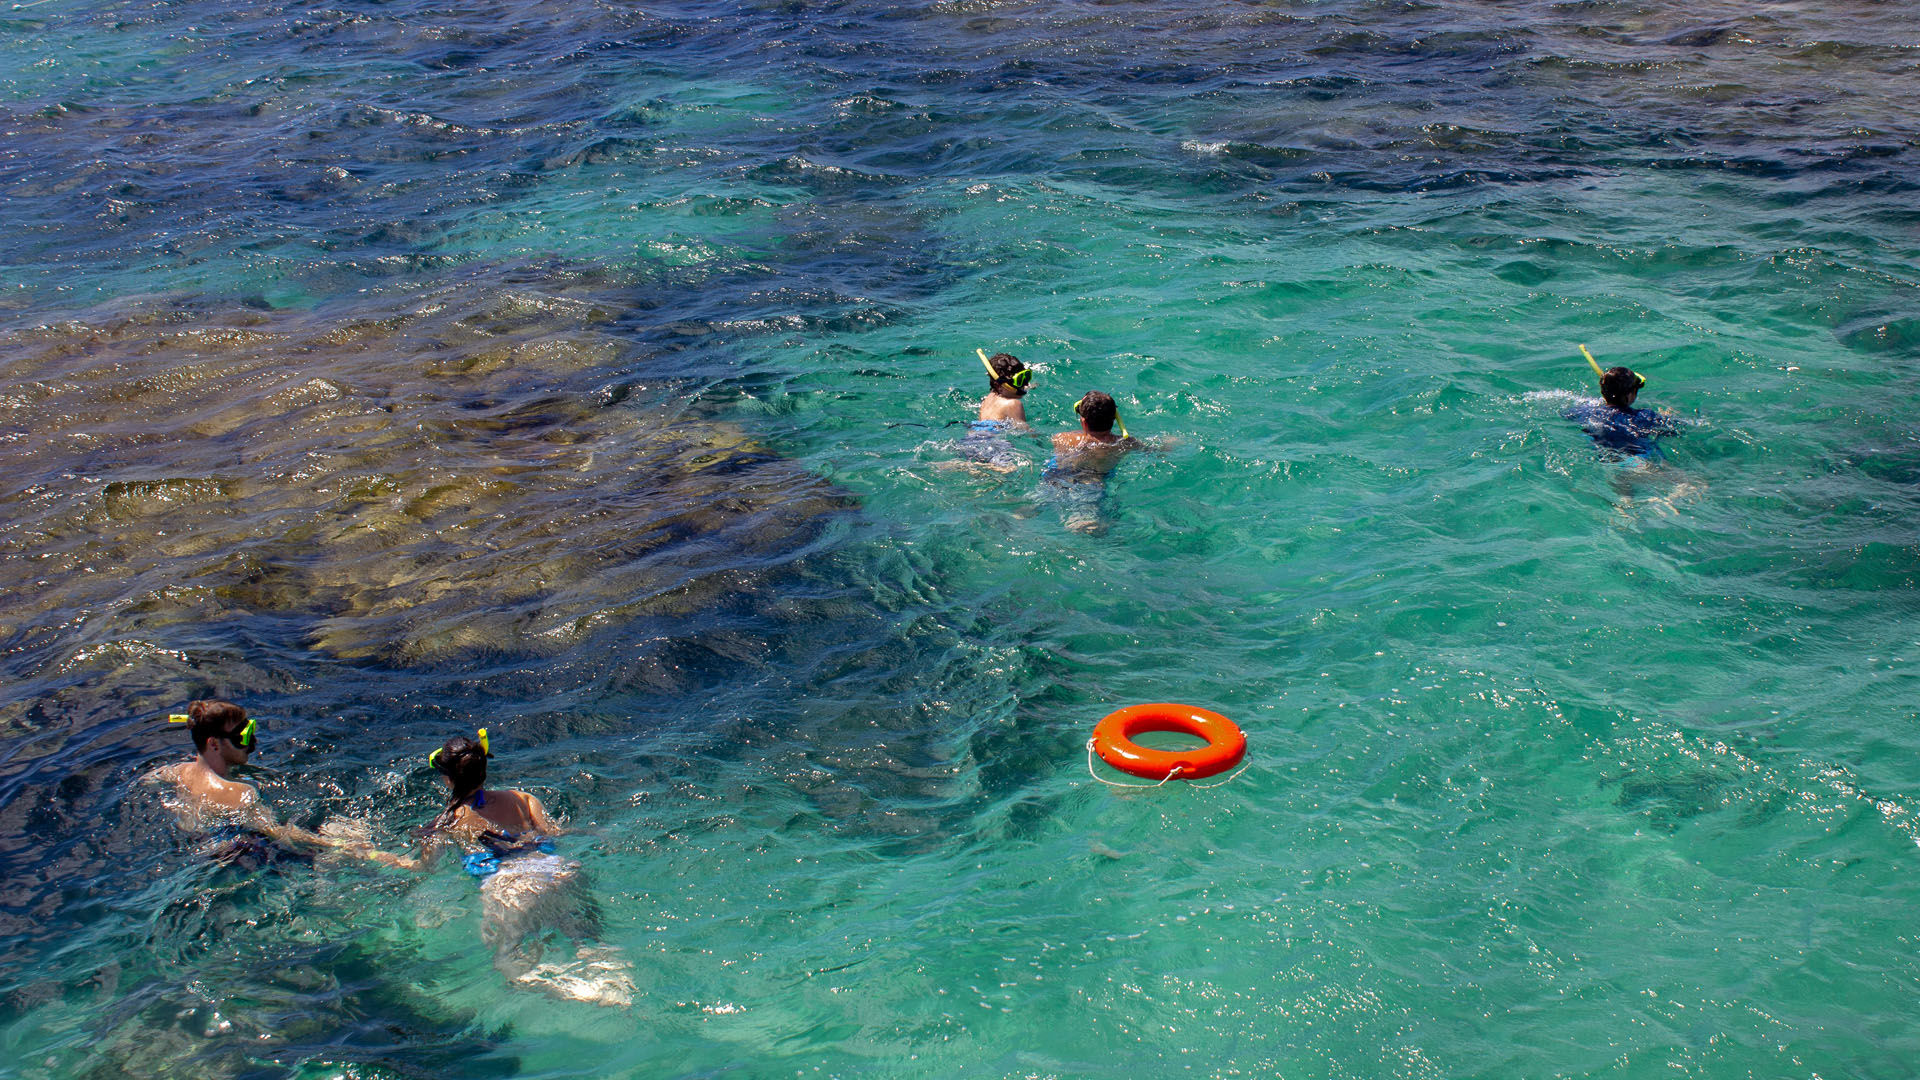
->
955, 349, 1169, 533
147, 700, 633, 1007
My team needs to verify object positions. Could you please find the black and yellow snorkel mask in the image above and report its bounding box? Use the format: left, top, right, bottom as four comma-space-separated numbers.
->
1581, 344, 1645, 391
427, 727, 490, 770
977, 348, 1032, 391
168, 712, 257, 750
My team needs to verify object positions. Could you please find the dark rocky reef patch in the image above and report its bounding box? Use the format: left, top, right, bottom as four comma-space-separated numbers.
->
0, 288, 847, 675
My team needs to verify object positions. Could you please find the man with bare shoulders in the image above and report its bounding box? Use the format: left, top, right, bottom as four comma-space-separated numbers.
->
147, 699, 356, 865
1042, 391, 1158, 534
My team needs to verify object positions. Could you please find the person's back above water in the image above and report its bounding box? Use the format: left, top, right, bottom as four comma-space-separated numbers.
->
1048, 390, 1141, 481
1563, 346, 1681, 459
952, 349, 1036, 474
1039, 391, 1153, 534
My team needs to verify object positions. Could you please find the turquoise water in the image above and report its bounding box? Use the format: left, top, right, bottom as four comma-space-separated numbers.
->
3, 1, 1920, 1077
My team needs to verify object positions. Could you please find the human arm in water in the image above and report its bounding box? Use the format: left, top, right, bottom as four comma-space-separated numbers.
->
362, 841, 439, 872
150, 760, 374, 855
354, 826, 452, 872
252, 802, 425, 866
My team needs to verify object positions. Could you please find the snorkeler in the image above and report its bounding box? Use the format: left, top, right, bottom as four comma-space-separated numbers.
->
145, 699, 359, 866
1563, 344, 1682, 459
976, 349, 1031, 425
1041, 391, 1146, 534
952, 348, 1035, 474
374, 731, 634, 1007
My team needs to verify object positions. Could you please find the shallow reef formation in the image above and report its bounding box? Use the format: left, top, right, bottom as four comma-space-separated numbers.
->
0, 284, 847, 676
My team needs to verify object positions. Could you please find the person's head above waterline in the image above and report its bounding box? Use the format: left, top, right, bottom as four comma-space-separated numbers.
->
425, 730, 491, 833
1600, 365, 1646, 411
175, 699, 254, 761
1075, 391, 1119, 434
431, 732, 489, 794
983, 351, 1031, 398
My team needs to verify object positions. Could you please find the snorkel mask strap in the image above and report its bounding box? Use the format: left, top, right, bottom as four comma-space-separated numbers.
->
165, 712, 254, 750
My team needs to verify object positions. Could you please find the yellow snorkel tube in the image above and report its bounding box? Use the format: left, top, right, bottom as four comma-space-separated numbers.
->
1580, 343, 1605, 380
1581, 344, 1647, 395
977, 347, 1032, 391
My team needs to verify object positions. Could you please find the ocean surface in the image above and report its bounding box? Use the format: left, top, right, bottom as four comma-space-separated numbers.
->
3, 1, 1919, 1076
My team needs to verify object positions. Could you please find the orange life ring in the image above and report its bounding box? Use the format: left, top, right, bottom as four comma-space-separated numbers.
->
1091, 703, 1245, 781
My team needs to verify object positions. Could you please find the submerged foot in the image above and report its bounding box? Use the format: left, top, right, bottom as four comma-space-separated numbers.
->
512, 946, 636, 1008
937, 459, 1024, 477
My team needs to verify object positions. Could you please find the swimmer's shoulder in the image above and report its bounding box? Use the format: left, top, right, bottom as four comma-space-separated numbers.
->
201, 775, 262, 813
516, 790, 561, 834
979, 395, 1026, 423
161, 761, 258, 811
464, 788, 557, 836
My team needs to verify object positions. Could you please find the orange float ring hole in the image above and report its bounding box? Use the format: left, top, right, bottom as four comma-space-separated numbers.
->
1091, 703, 1245, 781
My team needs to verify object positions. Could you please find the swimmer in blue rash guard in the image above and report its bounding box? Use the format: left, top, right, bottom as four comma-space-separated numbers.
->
1563, 351, 1682, 460
953, 349, 1034, 473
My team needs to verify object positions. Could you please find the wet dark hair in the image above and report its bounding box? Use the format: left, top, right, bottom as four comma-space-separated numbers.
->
186, 700, 249, 752
424, 735, 489, 836
1075, 391, 1117, 433
1600, 366, 1642, 409
986, 352, 1027, 394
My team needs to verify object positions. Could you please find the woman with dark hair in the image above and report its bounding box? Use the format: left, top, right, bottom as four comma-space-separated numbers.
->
376, 730, 633, 1006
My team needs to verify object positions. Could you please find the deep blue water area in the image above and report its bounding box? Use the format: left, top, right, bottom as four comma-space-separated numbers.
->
3, 1, 1920, 1077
